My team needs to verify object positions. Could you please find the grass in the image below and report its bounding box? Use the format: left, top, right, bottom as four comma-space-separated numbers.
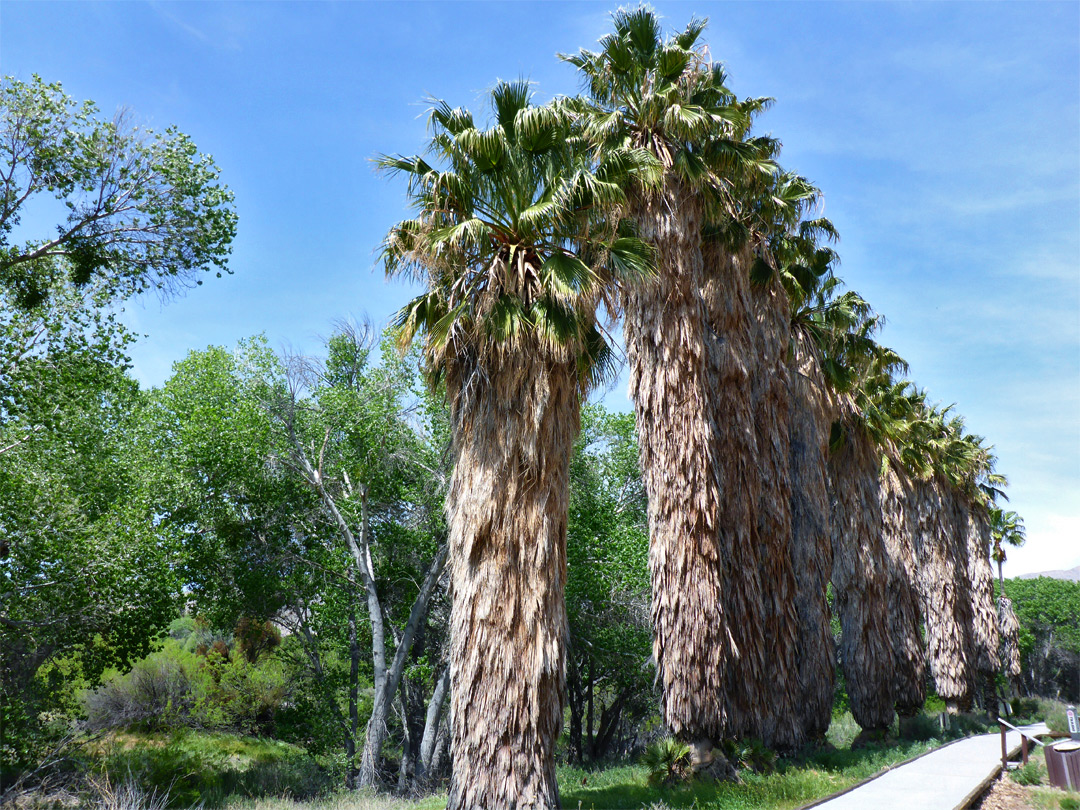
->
78, 702, 1075, 809
556, 736, 942, 810
83, 729, 343, 808
221, 795, 446, 810
75, 723, 942, 810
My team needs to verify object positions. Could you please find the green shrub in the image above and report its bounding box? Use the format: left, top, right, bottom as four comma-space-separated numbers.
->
84, 651, 196, 731
1060, 795, 1080, 810
83, 640, 288, 736
1010, 760, 1043, 786
898, 713, 941, 742
1010, 697, 1041, 723
948, 713, 993, 738
1041, 700, 1069, 735
826, 711, 861, 748
641, 738, 693, 787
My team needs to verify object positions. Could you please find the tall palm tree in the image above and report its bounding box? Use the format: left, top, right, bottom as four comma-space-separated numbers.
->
990, 505, 1026, 590
827, 344, 911, 734
562, 9, 773, 753
716, 171, 832, 748
379, 82, 653, 808
990, 506, 1025, 686
908, 407, 978, 713
959, 437, 1004, 705
783, 241, 867, 740
876, 385, 931, 720
879, 459, 926, 718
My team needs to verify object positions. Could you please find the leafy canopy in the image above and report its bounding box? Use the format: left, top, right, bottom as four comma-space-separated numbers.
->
0, 75, 236, 310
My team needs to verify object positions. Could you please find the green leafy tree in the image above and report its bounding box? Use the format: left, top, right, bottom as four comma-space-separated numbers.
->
0, 342, 177, 786
1000, 577, 1080, 701
0, 75, 236, 310
565, 404, 653, 764
144, 330, 451, 791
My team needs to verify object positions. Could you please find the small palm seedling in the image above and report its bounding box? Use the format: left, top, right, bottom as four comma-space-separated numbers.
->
721, 737, 778, 774
642, 738, 694, 787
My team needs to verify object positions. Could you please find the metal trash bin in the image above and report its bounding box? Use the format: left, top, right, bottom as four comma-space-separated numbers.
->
1045, 740, 1080, 791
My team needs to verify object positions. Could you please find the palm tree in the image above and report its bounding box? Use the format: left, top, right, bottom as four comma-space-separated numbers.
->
783, 239, 866, 740
827, 340, 912, 735
908, 407, 978, 713
716, 171, 833, 748
877, 387, 937, 720
879, 458, 927, 718
379, 82, 653, 808
562, 9, 773, 753
990, 507, 1025, 686
960, 437, 1005, 705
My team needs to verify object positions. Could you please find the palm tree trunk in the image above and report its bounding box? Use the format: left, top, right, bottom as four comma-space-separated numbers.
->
625, 185, 730, 748
743, 271, 803, 750
912, 478, 974, 713
696, 242, 769, 747
443, 348, 578, 810
879, 466, 925, 717
963, 505, 1000, 710
788, 344, 836, 741
998, 595, 1022, 686
828, 428, 896, 733
965, 507, 1001, 679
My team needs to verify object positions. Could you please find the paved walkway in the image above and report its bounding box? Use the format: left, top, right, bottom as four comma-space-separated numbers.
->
809, 723, 1050, 810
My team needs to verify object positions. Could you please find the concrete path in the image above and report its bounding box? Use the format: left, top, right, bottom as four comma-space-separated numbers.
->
808, 723, 1050, 810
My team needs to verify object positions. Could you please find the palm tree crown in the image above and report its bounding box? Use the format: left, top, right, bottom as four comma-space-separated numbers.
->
379, 80, 655, 387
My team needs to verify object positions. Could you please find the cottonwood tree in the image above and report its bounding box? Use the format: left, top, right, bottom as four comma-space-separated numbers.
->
146, 331, 451, 790
0, 75, 236, 310
565, 405, 654, 765
0, 331, 176, 786
269, 326, 450, 789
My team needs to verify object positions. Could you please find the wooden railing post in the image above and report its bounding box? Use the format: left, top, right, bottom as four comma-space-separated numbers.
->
1000, 721, 1008, 772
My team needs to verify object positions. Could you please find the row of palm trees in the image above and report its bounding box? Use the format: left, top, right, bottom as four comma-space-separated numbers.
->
378, 9, 1023, 808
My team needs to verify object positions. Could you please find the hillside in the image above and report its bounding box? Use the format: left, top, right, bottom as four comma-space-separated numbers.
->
1016, 565, 1080, 582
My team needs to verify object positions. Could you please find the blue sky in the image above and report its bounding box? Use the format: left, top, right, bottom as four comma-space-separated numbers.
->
4, 1, 1077, 575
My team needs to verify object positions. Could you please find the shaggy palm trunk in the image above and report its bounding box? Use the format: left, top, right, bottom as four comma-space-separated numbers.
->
443, 348, 578, 810
742, 271, 803, 750
698, 243, 765, 746
787, 343, 836, 741
944, 487, 978, 710
828, 428, 896, 733
965, 507, 1001, 679
625, 184, 730, 747
911, 478, 974, 713
998, 595, 1022, 686
964, 506, 1000, 710
879, 466, 926, 717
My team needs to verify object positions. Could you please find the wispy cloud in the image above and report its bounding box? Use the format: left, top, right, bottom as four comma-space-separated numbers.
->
146, 0, 210, 44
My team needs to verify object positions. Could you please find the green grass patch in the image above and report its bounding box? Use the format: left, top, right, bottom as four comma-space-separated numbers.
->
86, 728, 344, 807
557, 736, 939, 810
85, 705, 1023, 810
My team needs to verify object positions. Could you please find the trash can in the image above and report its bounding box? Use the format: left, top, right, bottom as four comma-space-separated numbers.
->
1045, 740, 1080, 791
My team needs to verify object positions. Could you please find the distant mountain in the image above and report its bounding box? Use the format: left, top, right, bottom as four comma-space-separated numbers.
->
1016, 565, 1080, 582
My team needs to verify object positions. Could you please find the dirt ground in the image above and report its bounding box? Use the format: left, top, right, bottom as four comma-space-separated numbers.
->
977, 775, 1038, 810
975, 771, 1079, 810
